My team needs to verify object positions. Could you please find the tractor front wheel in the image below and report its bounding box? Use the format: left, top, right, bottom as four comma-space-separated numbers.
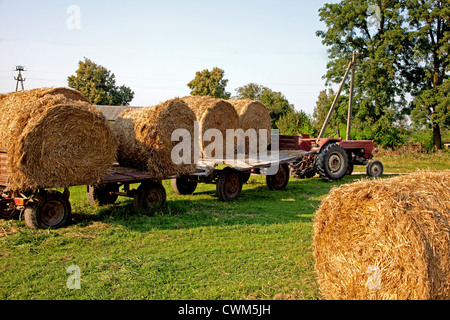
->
366, 160, 383, 178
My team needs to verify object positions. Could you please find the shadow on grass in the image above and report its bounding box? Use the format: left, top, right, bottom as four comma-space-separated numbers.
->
70, 175, 373, 232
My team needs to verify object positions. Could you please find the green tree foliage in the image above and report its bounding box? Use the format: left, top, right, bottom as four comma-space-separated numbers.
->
316, 0, 410, 138
317, 0, 449, 149
276, 110, 315, 136
68, 57, 134, 106
406, 1, 449, 149
235, 83, 294, 127
187, 67, 231, 99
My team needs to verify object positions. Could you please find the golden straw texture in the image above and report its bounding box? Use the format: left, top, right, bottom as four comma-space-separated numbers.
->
229, 99, 272, 154
0, 87, 118, 191
113, 98, 197, 178
182, 96, 239, 156
313, 170, 450, 300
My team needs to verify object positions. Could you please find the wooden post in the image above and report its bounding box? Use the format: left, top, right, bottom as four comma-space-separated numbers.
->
318, 61, 353, 139
346, 51, 356, 140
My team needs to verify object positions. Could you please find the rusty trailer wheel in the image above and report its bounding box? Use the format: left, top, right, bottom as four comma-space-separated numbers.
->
133, 181, 167, 213
171, 177, 198, 195
87, 183, 119, 206
24, 191, 72, 229
266, 163, 290, 191
216, 168, 242, 202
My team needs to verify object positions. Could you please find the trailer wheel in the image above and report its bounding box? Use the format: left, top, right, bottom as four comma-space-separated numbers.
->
266, 163, 290, 191
239, 171, 251, 185
316, 143, 348, 182
171, 177, 198, 195
87, 183, 119, 206
24, 191, 72, 229
366, 160, 383, 178
133, 181, 167, 213
216, 168, 242, 202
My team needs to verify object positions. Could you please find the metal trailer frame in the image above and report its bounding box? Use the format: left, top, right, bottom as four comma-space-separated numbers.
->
170, 152, 309, 202
0, 149, 309, 229
0, 149, 168, 229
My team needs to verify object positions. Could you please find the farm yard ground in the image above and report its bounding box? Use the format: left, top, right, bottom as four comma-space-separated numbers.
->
0, 151, 449, 300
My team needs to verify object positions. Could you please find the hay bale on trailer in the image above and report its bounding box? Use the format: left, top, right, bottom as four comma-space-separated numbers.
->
113, 98, 197, 178
313, 170, 450, 300
182, 96, 239, 157
0, 87, 118, 191
228, 99, 272, 154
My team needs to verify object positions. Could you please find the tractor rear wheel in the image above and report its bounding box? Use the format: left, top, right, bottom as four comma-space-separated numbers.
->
316, 143, 348, 182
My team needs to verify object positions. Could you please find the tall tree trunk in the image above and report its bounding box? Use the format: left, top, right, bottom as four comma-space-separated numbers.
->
433, 122, 442, 150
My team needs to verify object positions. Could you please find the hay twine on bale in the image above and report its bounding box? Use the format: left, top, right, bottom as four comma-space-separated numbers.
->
313, 170, 450, 300
0, 87, 118, 191
113, 98, 197, 178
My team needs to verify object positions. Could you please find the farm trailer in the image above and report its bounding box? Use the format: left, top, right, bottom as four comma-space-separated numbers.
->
0, 150, 307, 230
0, 149, 167, 230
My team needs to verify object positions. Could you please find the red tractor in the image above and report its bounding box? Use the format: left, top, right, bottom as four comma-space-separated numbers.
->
281, 51, 384, 182
280, 133, 383, 182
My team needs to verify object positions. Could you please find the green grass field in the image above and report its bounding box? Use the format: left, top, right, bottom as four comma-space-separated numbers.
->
0, 152, 449, 300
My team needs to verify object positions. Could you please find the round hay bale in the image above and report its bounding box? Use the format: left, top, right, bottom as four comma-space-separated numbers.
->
0, 87, 118, 191
313, 170, 450, 300
229, 99, 272, 154
113, 98, 197, 178
182, 96, 239, 157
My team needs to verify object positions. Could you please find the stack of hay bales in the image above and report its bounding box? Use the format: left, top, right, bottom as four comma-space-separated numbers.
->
113, 98, 197, 178
182, 96, 239, 158
313, 170, 450, 300
228, 99, 272, 154
0, 87, 118, 191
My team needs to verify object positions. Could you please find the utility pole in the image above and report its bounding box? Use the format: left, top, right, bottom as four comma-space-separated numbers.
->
14, 66, 26, 92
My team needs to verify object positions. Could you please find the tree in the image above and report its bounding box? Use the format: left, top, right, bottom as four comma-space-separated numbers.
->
316, 0, 411, 138
234, 82, 265, 100
235, 83, 294, 127
317, 0, 449, 149
68, 57, 134, 106
406, 0, 449, 149
276, 110, 314, 136
187, 67, 231, 99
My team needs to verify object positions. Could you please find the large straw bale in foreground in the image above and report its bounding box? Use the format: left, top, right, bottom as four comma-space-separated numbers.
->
229, 99, 272, 154
313, 170, 450, 300
182, 96, 239, 157
0, 87, 118, 191
113, 98, 197, 178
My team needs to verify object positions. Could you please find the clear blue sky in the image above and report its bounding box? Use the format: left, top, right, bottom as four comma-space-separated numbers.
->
0, 0, 339, 115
